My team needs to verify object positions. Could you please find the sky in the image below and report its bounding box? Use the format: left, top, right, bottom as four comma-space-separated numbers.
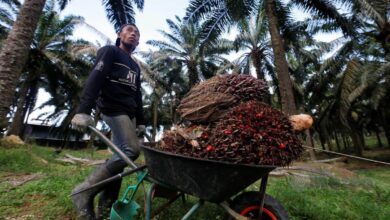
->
61, 0, 191, 51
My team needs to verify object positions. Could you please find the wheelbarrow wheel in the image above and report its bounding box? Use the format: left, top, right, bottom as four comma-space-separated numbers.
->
228, 191, 288, 220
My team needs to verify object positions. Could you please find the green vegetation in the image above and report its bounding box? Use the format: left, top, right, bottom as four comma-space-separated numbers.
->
1, 145, 389, 219
268, 172, 390, 220
0, 144, 106, 219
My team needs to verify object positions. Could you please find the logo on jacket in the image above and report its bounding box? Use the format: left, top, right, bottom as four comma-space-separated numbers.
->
126, 71, 136, 84
95, 61, 104, 71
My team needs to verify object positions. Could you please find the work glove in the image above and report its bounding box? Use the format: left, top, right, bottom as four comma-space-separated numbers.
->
71, 113, 94, 132
136, 125, 146, 137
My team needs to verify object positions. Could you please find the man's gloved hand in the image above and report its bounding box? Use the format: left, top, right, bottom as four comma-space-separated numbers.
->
136, 125, 146, 137
71, 113, 94, 132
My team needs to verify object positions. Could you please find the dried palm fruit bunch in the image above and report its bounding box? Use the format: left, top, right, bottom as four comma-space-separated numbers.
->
176, 74, 268, 123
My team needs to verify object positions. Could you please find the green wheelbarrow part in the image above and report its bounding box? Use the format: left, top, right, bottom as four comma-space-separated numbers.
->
110, 199, 140, 220
110, 170, 148, 220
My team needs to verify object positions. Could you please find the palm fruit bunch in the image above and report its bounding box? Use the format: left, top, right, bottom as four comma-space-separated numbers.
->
176, 74, 269, 123
157, 74, 307, 166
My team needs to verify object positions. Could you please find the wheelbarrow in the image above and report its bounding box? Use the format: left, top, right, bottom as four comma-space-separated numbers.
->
78, 126, 289, 220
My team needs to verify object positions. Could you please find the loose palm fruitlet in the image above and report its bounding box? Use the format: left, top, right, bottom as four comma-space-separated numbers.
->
159, 101, 303, 166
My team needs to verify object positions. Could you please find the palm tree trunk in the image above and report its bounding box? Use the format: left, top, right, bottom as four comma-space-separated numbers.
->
305, 129, 316, 160
326, 128, 335, 151
8, 72, 37, 137
265, 0, 296, 115
23, 79, 39, 126
360, 132, 366, 150
188, 60, 198, 88
379, 108, 390, 148
7, 79, 31, 137
350, 128, 363, 156
343, 134, 351, 151
384, 128, 390, 148
318, 131, 326, 150
152, 95, 160, 141
0, 0, 46, 129
251, 50, 265, 81
342, 135, 348, 150
375, 129, 383, 148
170, 94, 177, 125
334, 131, 341, 152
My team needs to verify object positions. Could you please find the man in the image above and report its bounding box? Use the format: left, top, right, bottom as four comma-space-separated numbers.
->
70, 23, 145, 220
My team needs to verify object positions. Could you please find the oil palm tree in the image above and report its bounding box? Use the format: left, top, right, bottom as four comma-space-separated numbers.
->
7, 2, 93, 136
137, 50, 187, 139
0, 0, 144, 130
232, 9, 273, 81
146, 16, 233, 88
0, 0, 52, 130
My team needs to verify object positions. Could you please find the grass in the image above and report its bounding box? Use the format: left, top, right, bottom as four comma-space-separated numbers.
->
267, 172, 390, 220
364, 134, 388, 149
0, 144, 390, 219
315, 133, 389, 152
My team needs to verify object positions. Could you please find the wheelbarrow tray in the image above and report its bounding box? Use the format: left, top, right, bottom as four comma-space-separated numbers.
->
141, 146, 276, 203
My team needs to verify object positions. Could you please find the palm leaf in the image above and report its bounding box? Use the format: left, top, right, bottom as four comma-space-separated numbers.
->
292, 0, 356, 36
355, 0, 386, 27
338, 59, 361, 125
102, 0, 144, 31
185, 0, 222, 22
74, 17, 113, 45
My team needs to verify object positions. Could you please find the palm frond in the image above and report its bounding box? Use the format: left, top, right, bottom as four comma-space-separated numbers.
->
0, 0, 20, 6
185, 0, 221, 22
75, 18, 113, 45
292, 0, 356, 36
157, 30, 182, 46
200, 8, 231, 41
0, 7, 14, 26
356, 0, 386, 27
165, 18, 183, 38
205, 38, 234, 55
370, 80, 389, 110
225, 0, 255, 20
70, 44, 98, 58
146, 40, 185, 55
56, 0, 70, 10
102, 0, 143, 31
136, 58, 171, 92
338, 59, 361, 126
319, 40, 354, 74
132, 0, 144, 10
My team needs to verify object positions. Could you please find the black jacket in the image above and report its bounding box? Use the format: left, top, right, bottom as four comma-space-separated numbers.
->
77, 45, 144, 125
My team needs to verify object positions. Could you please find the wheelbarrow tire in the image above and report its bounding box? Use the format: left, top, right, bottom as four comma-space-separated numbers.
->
228, 191, 288, 220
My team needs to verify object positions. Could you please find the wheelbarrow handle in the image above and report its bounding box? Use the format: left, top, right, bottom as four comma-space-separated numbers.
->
88, 126, 137, 169
71, 165, 147, 196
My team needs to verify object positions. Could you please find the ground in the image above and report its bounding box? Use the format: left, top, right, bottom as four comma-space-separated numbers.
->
0, 144, 389, 219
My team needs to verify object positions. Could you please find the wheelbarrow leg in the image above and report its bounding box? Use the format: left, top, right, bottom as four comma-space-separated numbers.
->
145, 182, 157, 220
220, 202, 248, 220
258, 174, 269, 220
181, 200, 204, 220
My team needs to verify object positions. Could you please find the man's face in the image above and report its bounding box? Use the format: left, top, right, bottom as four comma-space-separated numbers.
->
119, 25, 140, 50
